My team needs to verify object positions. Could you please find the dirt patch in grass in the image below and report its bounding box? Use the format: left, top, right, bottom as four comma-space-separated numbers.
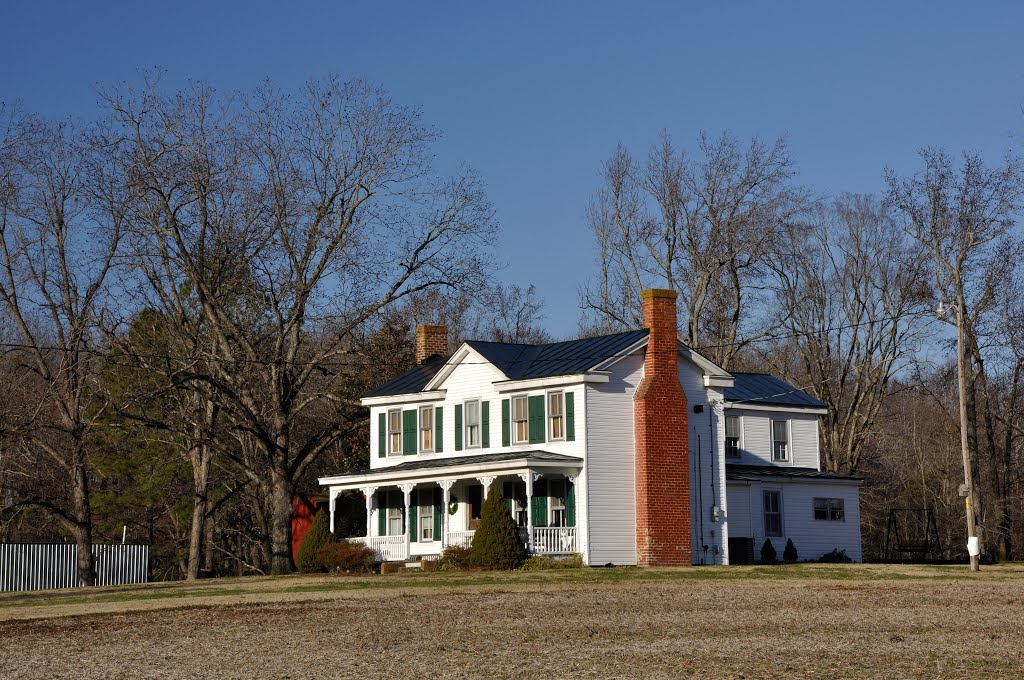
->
1, 565, 1023, 678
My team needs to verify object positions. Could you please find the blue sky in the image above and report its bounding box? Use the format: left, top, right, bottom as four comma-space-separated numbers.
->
3, 2, 1022, 338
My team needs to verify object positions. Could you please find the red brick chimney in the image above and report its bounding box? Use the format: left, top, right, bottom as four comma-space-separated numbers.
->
633, 288, 690, 566
415, 325, 448, 364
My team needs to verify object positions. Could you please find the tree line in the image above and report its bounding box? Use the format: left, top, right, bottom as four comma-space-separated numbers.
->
581, 131, 1024, 561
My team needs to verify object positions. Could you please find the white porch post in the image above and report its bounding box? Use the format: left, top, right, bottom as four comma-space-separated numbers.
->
521, 472, 534, 552
361, 486, 375, 537
400, 483, 414, 559
328, 487, 341, 535
440, 480, 454, 548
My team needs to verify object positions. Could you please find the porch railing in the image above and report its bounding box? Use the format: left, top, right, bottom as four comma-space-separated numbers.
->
446, 530, 475, 548
531, 527, 577, 555
358, 535, 408, 562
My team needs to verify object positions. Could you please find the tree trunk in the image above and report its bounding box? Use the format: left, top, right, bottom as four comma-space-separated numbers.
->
71, 461, 94, 587
268, 465, 295, 575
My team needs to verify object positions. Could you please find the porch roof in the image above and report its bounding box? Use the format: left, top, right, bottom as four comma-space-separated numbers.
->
319, 451, 583, 489
725, 463, 863, 483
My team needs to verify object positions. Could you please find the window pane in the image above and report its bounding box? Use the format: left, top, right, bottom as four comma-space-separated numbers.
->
726, 416, 740, 438
549, 392, 562, 416
772, 420, 787, 442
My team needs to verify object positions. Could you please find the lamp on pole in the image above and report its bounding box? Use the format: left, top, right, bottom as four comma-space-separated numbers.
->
938, 296, 981, 572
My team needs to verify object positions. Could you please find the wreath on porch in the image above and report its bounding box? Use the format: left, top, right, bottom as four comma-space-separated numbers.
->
448, 495, 459, 515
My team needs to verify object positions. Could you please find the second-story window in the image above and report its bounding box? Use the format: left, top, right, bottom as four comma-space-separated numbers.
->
725, 416, 741, 458
387, 409, 402, 455
548, 391, 564, 441
772, 420, 789, 462
419, 405, 433, 453
465, 399, 480, 448
512, 395, 529, 444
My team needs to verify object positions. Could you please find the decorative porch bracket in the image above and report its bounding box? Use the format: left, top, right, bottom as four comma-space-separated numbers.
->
328, 488, 342, 535
477, 476, 496, 492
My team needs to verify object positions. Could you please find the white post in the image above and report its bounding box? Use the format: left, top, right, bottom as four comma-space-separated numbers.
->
440, 480, 454, 548
521, 472, 534, 553
400, 483, 414, 560
361, 487, 375, 538
328, 487, 341, 535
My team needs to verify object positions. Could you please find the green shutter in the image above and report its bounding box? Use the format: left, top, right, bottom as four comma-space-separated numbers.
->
567, 481, 576, 527
403, 410, 417, 455
433, 487, 442, 539
481, 401, 490, 448
377, 492, 386, 536
501, 399, 510, 446
434, 407, 443, 452
503, 482, 514, 516
532, 480, 548, 527
378, 413, 386, 458
528, 395, 545, 444
565, 392, 575, 442
454, 404, 463, 451
409, 488, 417, 539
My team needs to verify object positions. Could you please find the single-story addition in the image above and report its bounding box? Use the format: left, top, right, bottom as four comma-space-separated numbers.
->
319, 289, 863, 566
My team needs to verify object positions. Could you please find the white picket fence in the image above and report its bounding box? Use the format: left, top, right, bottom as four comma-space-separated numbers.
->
0, 543, 149, 592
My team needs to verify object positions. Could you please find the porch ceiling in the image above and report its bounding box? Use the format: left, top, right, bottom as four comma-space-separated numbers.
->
319, 451, 583, 490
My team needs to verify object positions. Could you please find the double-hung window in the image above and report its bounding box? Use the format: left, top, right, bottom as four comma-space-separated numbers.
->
386, 491, 403, 536
549, 479, 567, 527
419, 501, 434, 541
512, 395, 529, 444
419, 405, 433, 453
771, 420, 789, 462
548, 391, 565, 441
725, 416, 741, 458
763, 490, 782, 537
387, 409, 402, 456
813, 498, 845, 521
464, 399, 480, 448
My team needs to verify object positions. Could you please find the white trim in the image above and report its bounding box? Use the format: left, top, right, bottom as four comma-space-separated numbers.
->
547, 390, 566, 442
724, 414, 742, 459
763, 487, 784, 538
771, 418, 791, 463
418, 405, 434, 454
386, 408, 403, 457
723, 402, 828, 415
493, 372, 609, 392
424, 344, 508, 392
511, 394, 530, 445
362, 390, 446, 407
464, 398, 481, 449
318, 456, 584, 490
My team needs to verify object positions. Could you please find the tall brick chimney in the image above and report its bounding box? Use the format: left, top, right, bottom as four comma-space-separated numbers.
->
633, 288, 690, 566
415, 325, 448, 364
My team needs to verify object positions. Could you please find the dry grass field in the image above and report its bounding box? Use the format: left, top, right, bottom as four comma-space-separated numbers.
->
1, 563, 1023, 679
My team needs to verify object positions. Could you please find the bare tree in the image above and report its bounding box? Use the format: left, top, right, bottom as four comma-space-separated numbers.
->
767, 194, 930, 474
886, 147, 1024, 556
104, 74, 495, 574
581, 131, 807, 367
0, 114, 123, 586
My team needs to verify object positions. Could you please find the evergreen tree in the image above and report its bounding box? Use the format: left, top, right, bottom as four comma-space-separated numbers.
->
297, 509, 333, 573
469, 484, 527, 570
783, 538, 798, 563
760, 538, 778, 564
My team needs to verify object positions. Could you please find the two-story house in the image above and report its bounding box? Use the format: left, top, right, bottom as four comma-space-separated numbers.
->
318, 288, 862, 565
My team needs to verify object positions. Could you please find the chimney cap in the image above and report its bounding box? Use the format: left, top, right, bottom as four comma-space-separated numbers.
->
641, 288, 677, 300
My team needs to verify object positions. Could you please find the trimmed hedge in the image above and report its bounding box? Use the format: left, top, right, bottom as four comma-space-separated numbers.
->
760, 538, 777, 564
783, 538, 798, 564
469, 483, 526, 570
297, 509, 333, 574
317, 540, 375, 573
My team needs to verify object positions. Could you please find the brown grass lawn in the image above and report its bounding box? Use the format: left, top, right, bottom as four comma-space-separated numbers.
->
1, 563, 1023, 679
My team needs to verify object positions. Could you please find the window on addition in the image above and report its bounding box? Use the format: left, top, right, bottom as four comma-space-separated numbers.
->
813, 498, 845, 521
725, 416, 741, 458
763, 490, 782, 537
771, 420, 789, 462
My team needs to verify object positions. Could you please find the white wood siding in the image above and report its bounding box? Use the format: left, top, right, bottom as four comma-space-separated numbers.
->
730, 409, 821, 469
680, 360, 726, 565
584, 353, 642, 566
732, 479, 862, 562
725, 483, 751, 536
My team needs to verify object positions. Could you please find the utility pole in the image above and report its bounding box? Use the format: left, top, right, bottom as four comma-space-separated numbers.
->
952, 292, 981, 572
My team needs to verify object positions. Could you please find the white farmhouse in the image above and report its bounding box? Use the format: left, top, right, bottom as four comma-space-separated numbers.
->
319, 288, 862, 565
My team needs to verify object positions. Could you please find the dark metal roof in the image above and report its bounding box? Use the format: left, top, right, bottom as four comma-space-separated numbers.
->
365, 329, 649, 397
326, 451, 584, 478
362, 355, 448, 398
724, 373, 827, 409
725, 463, 861, 482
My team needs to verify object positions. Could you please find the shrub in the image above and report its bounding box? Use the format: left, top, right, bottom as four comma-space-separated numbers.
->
297, 509, 333, 574
783, 538, 798, 564
818, 548, 852, 563
760, 538, 777, 564
520, 554, 584, 571
435, 545, 473, 571
469, 483, 527, 570
317, 540, 375, 573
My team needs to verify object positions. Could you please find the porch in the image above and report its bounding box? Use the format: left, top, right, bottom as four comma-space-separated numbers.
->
319, 451, 583, 562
